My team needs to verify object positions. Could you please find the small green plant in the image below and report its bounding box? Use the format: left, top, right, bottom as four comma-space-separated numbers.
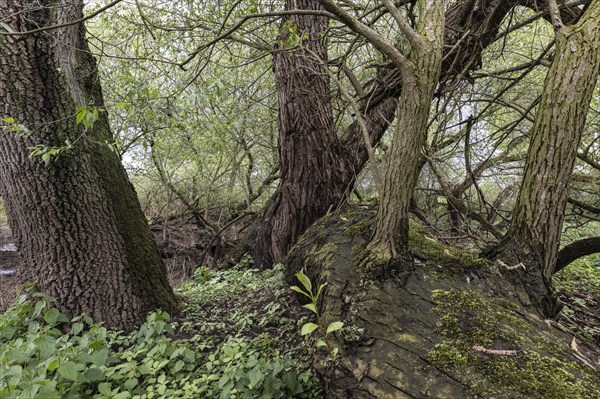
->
291, 271, 343, 360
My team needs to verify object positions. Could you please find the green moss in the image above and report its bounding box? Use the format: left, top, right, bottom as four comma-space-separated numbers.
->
408, 225, 489, 271
428, 289, 599, 398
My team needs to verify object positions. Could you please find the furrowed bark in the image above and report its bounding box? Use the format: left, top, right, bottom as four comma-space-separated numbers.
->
0, 0, 178, 330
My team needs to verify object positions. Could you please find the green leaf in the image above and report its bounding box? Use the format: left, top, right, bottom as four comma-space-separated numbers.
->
75, 106, 87, 125
113, 392, 131, 399
172, 359, 185, 373
57, 361, 79, 381
302, 303, 317, 314
300, 322, 319, 336
47, 357, 60, 371
316, 338, 327, 347
295, 271, 312, 292
71, 322, 83, 335
248, 367, 264, 387
98, 382, 112, 396
290, 286, 311, 299
44, 308, 60, 324
83, 367, 105, 381
90, 348, 109, 366
316, 282, 328, 300
124, 378, 138, 390
326, 321, 344, 334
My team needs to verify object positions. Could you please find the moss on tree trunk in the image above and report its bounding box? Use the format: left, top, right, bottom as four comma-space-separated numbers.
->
0, 0, 178, 330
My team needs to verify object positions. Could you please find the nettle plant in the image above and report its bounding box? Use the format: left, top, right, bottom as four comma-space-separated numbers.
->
291, 271, 343, 360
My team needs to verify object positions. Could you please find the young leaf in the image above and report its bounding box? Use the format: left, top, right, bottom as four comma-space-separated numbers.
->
302, 303, 317, 314
316, 338, 327, 348
75, 106, 87, 126
295, 271, 312, 292
300, 322, 319, 336
316, 282, 328, 300
326, 321, 344, 334
290, 285, 311, 299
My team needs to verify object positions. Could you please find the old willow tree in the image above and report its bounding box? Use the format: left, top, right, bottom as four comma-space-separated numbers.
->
245, 0, 559, 267
488, 0, 600, 317
0, 0, 178, 330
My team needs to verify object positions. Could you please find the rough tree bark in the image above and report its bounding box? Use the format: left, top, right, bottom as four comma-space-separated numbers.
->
246, 0, 564, 267
0, 0, 178, 330
244, 0, 353, 267
362, 0, 444, 277
485, 0, 600, 317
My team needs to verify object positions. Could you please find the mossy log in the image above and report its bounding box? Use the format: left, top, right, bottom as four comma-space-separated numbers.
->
286, 206, 599, 398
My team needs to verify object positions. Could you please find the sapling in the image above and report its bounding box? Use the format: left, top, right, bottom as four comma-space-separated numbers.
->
291, 270, 343, 360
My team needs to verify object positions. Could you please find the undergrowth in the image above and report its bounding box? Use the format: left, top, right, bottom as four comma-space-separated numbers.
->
554, 254, 600, 346
0, 265, 320, 399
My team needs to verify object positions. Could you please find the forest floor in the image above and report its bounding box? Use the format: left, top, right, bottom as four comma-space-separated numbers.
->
0, 219, 599, 349
0, 219, 598, 397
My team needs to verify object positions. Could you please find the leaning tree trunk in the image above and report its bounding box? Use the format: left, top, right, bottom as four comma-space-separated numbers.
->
486, 0, 600, 317
0, 0, 178, 330
363, 0, 444, 277
245, 0, 550, 267
244, 0, 353, 267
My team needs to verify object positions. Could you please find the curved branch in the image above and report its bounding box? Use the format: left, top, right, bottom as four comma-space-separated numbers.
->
555, 237, 600, 273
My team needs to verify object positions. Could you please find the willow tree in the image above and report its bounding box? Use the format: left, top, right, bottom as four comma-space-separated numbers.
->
0, 0, 178, 330
488, 0, 600, 316
245, 0, 559, 267
245, 0, 354, 267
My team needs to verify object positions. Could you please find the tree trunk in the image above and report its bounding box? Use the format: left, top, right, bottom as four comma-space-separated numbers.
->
486, 0, 600, 317
0, 0, 178, 330
245, 0, 543, 267
363, 0, 444, 277
244, 0, 353, 267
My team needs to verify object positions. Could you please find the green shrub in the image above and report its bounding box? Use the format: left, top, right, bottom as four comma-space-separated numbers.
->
0, 284, 320, 399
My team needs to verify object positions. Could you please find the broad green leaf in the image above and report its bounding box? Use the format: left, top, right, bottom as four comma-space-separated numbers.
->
326, 321, 344, 334
57, 361, 79, 381
83, 367, 105, 381
248, 367, 263, 387
98, 382, 112, 396
316, 338, 327, 348
75, 106, 87, 125
47, 357, 60, 371
300, 322, 319, 336
44, 308, 60, 324
90, 348, 108, 366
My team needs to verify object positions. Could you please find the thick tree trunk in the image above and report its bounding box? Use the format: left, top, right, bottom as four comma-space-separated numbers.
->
364, 0, 444, 277
246, 0, 544, 267
0, 0, 178, 330
245, 0, 353, 267
486, 0, 600, 317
